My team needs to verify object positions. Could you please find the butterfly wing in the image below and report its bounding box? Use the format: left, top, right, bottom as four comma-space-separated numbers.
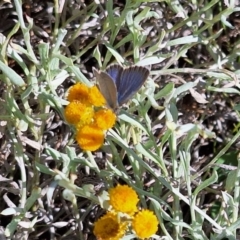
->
105, 64, 124, 85
93, 67, 118, 110
116, 66, 150, 106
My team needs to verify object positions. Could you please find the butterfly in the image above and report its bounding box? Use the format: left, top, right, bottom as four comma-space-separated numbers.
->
93, 64, 150, 110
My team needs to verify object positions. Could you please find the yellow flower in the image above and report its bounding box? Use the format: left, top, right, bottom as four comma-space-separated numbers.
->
109, 185, 139, 215
64, 101, 94, 125
75, 123, 104, 151
67, 83, 90, 103
89, 85, 106, 107
94, 108, 116, 130
132, 210, 158, 239
93, 212, 127, 240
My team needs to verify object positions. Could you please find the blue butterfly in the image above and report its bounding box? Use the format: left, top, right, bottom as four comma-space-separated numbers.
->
93, 64, 150, 110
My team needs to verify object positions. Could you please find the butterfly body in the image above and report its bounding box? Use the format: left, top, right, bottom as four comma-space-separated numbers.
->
93, 64, 150, 110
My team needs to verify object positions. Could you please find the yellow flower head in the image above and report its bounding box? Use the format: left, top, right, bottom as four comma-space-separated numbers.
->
109, 185, 139, 215
89, 85, 106, 107
64, 101, 94, 126
67, 83, 90, 103
94, 108, 116, 130
93, 212, 127, 240
132, 210, 158, 239
76, 123, 104, 151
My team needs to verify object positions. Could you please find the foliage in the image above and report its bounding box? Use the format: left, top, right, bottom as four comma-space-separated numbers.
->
0, 0, 240, 239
